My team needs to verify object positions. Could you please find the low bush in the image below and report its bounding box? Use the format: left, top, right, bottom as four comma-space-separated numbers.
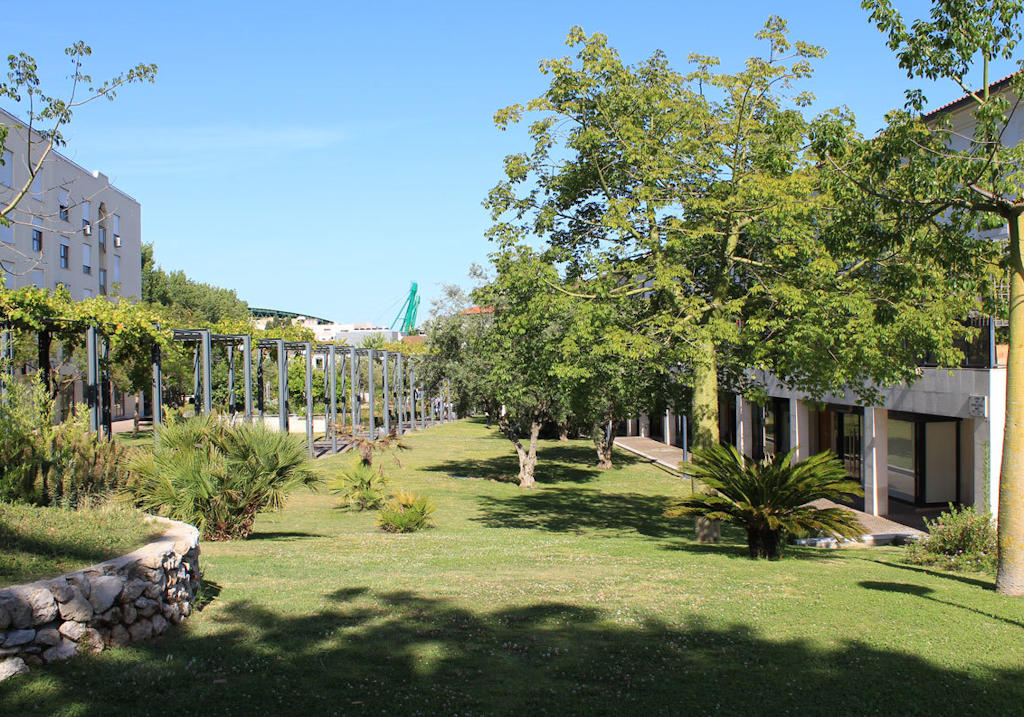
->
126, 416, 320, 540
904, 504, 996, 572
0, 376, 130, 507
329, 462, 389, 510
377, 490, 435, 533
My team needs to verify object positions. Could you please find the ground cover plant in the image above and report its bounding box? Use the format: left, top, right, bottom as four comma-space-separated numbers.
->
126, 416, 319, 540
0, 502, 158, 588
905, 504, 998, 573
2, 419, 1022, 715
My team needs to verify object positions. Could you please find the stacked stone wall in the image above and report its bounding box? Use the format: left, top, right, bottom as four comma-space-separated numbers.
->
0, 517, 200, 681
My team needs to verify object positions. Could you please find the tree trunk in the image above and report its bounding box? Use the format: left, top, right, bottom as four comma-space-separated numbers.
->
558, 422, 569, 441
594, 419, 617, 469
37, 329, 52, 396
746, 526, 782, 559
691, 346, 721, 542
518, 420, 541, 488
998, 215, 1024, 595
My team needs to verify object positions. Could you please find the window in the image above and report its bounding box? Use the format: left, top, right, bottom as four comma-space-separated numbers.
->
31, 270, 43, 287
59, 243, 69, 269
98, 268, 107, 295
81, 200, 91, 230
58, 189, 69, 221
113, 254, 121, 283
112, 214, 120, 245
31, 217, 42, 252
82, 244, 91, 275
0, 150, 11, 187
82, 288, 92, 299
98, 226, 106, 250
0, 223, 12, 244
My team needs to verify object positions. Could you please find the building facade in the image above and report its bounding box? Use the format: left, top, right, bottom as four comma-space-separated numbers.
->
0, 108, 142, 301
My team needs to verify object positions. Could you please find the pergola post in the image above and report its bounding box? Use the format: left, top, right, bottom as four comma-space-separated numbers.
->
338, 351, 346, 431
368, 348, 376, 439
396, 353, 404, 434
349, 347, 357, 434
227, 344, 235, 414
201, 329, 212, 416
192, 345, 200, 413
382, 350, 390, 436
277, 338, 288, 433
243, 335, 253, 422
304, 342, 313, 457
329, 345, 338, 454
151, 341, 163, 428
86, 325, 100, 433
257, 347, 265, 421
100, 336, 112, 439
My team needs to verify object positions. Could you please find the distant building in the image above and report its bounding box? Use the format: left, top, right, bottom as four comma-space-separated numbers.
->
0, 107, 142, 301
249, 308, 404, 345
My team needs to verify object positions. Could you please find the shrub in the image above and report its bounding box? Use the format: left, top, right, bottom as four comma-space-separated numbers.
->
377, 490, 435, 533
329, 462, 389, 510
666, 444, 864, 559
126, 416, 320, 540
904, 504, 997, 572
0, 376, 129, 506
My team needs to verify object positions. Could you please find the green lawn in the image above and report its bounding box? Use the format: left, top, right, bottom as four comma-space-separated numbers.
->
3, 419, 1023, 715
0, 503, 160, 588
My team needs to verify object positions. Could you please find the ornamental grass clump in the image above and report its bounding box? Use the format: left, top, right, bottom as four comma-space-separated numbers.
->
666, 444, 864, 559
329, 462, 389, 510
126, 416, 320, 540
377, 490, 435, 533
905, 504, 997, 573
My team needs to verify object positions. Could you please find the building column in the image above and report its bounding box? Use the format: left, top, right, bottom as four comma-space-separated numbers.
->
863, 406, 889, 517
736, 396, 753, 458
665, 408, 675, 445
790, 398, 811, 463
639, 413, 650, 438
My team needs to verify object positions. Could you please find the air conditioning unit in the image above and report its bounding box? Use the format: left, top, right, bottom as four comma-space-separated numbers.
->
83, 224, 92, 236
113, 235, 122, 248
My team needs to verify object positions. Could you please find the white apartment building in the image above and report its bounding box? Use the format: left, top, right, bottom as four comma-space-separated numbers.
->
627, 77, 1018, 526
0, 107, 142, 301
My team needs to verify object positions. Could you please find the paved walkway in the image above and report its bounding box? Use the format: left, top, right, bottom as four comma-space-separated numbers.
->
614, 435, 924, 543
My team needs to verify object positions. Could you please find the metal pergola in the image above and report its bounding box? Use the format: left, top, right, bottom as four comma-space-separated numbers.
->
163, 329, 448, 456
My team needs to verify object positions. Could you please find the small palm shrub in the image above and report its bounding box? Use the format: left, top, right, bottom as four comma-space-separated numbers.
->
667, 444, 864, 559
377, 490, 435, 533
905, 504, 997, 572
329, 462, 389, 510
126, 416, 320, 540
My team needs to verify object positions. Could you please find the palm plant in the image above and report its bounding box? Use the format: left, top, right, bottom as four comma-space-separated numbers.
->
127, 416, 320, 540
329, 462, 389, 510
667, 444, 864, 559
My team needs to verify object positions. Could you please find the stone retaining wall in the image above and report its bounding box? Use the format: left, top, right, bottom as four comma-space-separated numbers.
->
0, 516, 200, 681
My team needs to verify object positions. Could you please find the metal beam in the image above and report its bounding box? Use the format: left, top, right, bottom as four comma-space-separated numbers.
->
243, 335, 253, 421
227, 344, 235, 414
86, 325, 99, 433
329, 345, 338, 453
368, 349, 376, 438
201, 329, 212, 415
349, 347, 358, 434
304, 342, 313, 457
382, 350, 390, 436
277, 338, 288, 433
396, 353, 403, 434
151, 341, 163, 428
257, 347, 265, 420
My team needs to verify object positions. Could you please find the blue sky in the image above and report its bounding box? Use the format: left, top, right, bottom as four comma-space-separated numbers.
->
3, 1, 1017, 325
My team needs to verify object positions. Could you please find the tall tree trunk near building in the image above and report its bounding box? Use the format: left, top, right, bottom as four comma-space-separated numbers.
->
690, 344, 721, 542
998, 215, 1024, 596
691, 346, 719, 451
594, 419, 617, 469
37, 329, 52, 396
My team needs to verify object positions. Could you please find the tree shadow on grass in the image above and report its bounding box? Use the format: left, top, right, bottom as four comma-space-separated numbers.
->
859, 580, 1024, 630
423, 442, 641, 486
474, 489, 693, 538
246, 531, 327, 541
5, 586, 1023, 716
866, 558, 994, 590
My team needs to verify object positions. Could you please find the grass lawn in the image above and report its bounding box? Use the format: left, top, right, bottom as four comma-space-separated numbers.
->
2, 418, 1022, 715
0, 503, 161, 588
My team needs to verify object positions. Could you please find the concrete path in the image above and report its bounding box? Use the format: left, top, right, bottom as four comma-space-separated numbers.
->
614, 435, 923, 543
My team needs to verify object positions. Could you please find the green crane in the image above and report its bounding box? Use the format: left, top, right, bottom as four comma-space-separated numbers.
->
390, 282, 420, 333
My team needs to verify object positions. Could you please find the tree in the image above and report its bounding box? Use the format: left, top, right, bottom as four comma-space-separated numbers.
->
469, 247, 571, 488
488, 20, 973, 462
810, 0, 1024, 594
666, 445, 864, 559
1, 44, 156, 275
